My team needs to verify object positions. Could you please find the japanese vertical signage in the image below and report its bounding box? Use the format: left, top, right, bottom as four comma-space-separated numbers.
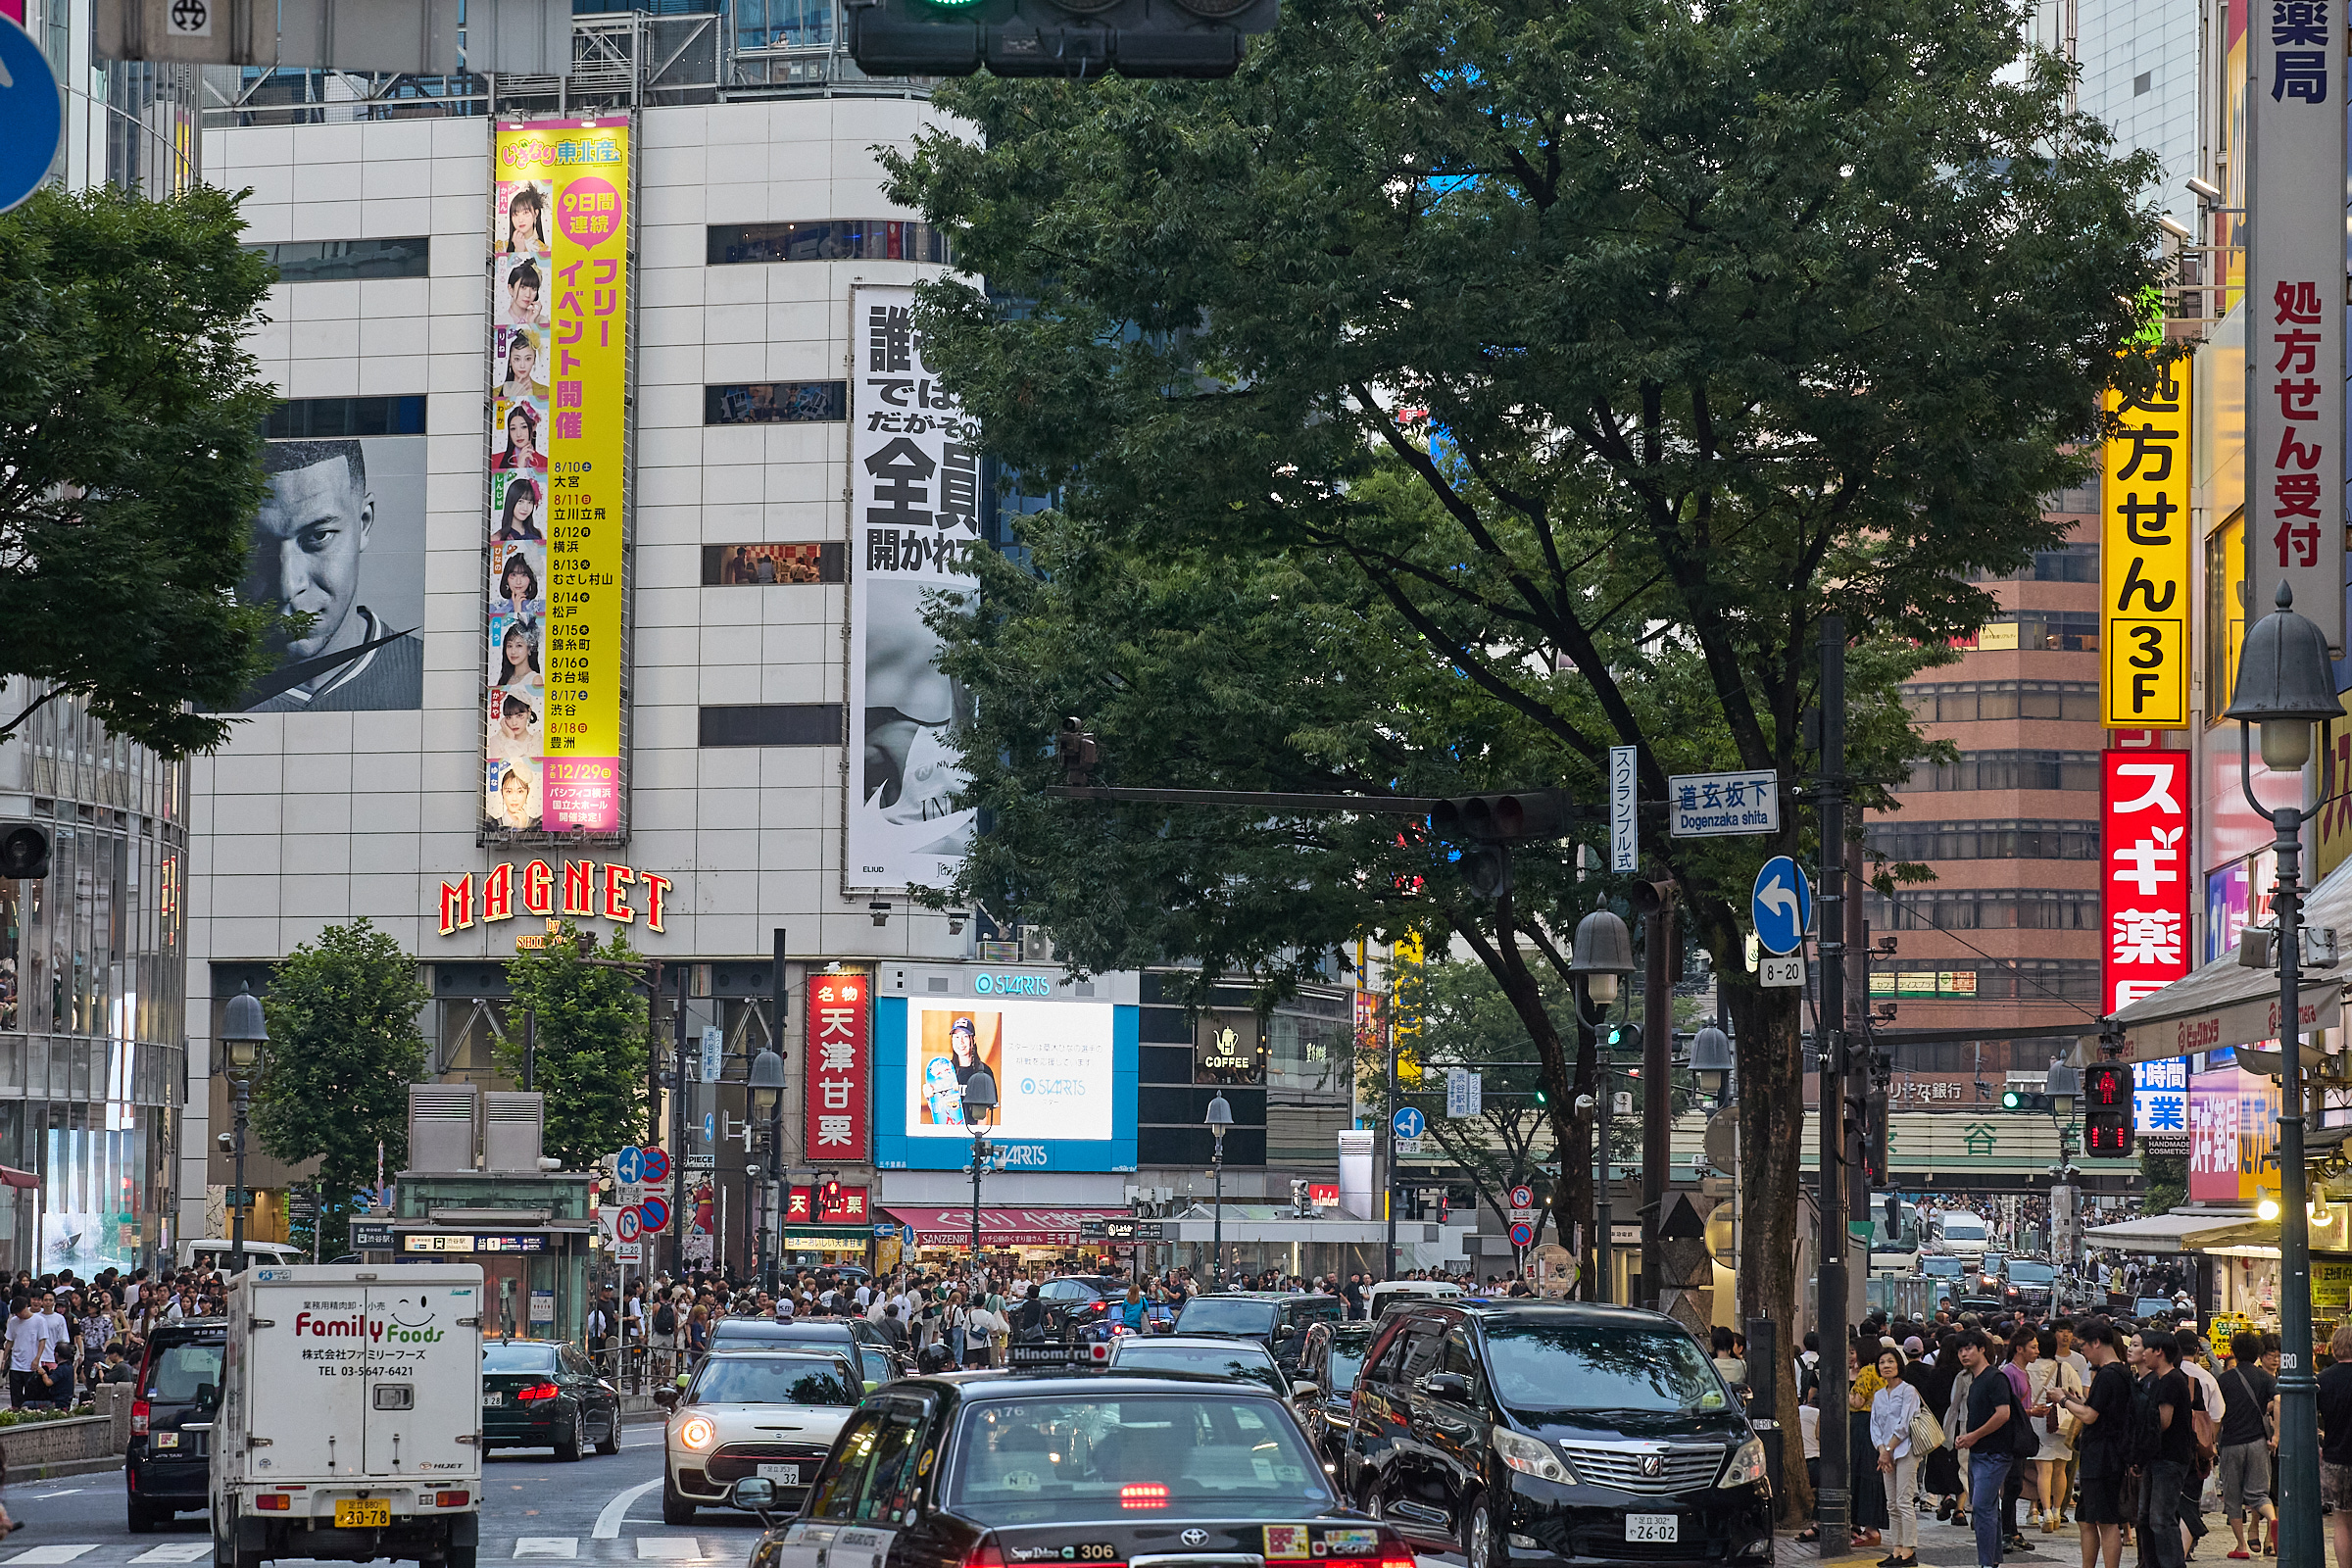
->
2247, 0, 2346, 651
2190, 1062, 2283, 1202
2102, 751, 2191, 1012
2100, 363, 2191, 727
847, 285, 980, 890
1607, 745, 1637, 872
485, 118, 632, 842
806, 966, 870, 1161
1390, 931, 1425, 1085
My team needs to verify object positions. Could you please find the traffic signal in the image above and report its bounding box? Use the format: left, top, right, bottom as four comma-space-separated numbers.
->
1602, 1022, 1642, 1054
2084, 1061, 2135, 1156
1430, 789, 1569, 844
0, 824, 48, 879
847, 0, 1276, 78
1999, 1087, 2052, 1112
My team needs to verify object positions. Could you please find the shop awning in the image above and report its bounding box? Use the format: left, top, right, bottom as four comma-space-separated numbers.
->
882, 1206, 1137, 1248
0, 1167, 36, 1191
2111, 858, 2352, 1062
2083, 1206, 2265, 1254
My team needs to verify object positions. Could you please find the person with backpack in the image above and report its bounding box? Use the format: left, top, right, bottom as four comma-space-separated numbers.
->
1956, 1329, 2026, 1568
2132, 1328, 2196, 1568
2057, 1316, 2133, 1568
2216, 1329, 2277, 1559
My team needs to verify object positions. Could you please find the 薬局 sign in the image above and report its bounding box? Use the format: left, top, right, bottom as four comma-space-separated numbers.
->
2100, 362, 2191, 727
2101, 751, 2190, 1013
1667, 770, 1779, 838
808, 968, 871, 1160
483, 118, 633, 843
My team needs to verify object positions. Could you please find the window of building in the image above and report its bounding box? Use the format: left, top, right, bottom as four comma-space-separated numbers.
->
1966, 542, 2097, 582
698, 705, 847, 748
1899, 680, 2099, 722
733, 0, 833, 50
2039, 481, 2099, 515
1966, 609, 2099, 651
1863, 819, 2100, 861
264, 396, 427, 440
244, 236, 430, 282
701, 543, 845, 585
705, 381, 848, 425
1862, 887, 2098, 932
1900, 750, 2100, 793
706, 220, 952, 267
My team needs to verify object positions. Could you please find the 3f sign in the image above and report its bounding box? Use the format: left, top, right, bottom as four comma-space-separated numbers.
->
2101, 361, 2191, 729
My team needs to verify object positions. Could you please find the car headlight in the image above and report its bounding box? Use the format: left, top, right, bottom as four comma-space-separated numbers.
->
1720, 1437, 1767, 1489
677, 1416, 716, 1451
1492, 1425, 1576, 1484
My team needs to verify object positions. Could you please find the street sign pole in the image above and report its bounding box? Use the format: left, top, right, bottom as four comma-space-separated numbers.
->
1816, 615, 1851, 1556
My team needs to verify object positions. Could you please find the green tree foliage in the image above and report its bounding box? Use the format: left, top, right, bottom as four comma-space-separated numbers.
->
503, 927, 649, 1169
1385, 960, 1563, 1228
2140, 1149, 2186, 1217
253, 920, 430, 1252
0, 186, 276, 755
889, 0, 2166, 1517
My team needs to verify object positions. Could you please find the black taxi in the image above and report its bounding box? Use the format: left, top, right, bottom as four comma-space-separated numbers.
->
735, 1371, 1413, 1568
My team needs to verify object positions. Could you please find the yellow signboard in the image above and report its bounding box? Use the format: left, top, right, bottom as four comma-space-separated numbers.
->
486, 118, 632, 839
2101, 361, 2191, 728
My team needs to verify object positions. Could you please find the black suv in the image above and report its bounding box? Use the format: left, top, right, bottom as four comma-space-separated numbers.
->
125, 1320, 225, 1532
1346, 1300, 1772, 1568
1173, 1290, 1345, 1375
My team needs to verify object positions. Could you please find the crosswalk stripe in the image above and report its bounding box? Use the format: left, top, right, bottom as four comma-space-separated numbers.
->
514, 1541, 578, 1559
130, 1546, 216, 1564
6, 1547, 98, 1564
634, 1541, 703, 1560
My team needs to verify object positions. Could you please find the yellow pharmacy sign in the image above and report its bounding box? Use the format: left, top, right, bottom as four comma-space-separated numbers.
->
2101, 362, 2191, 729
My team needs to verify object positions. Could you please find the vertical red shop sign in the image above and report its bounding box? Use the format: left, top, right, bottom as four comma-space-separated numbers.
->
807, 967, 870, 1161
2101, 750, 2191, 1015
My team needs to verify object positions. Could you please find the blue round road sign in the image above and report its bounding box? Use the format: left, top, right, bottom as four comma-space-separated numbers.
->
1750, 856, 1813, 956
638, 1195, 670, 1232
1509, 1221, 1535, 1248
639, 1147, 670, 1185
1392, 1106, 1426, 1141
614, 1146, 643, 1184
0, 19, 62, 216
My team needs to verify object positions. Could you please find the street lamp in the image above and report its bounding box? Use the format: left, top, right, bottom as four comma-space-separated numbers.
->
1569, 901, 1634, 1302
963, 1066, 998, 1264
1688, 1025, 1735, 1100
1205, 1092, 1233, 1286
2226, 579, 2345, 1560
220, 984, 269, 1275
749, 1046, 785, 1292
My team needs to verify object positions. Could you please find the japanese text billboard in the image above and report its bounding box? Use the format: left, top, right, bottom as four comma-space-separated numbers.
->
2189, 1059, 2282, 1203
484, 118, 633, 843
2133, 1054, 2189, 1153
806, 967, 871, 1162
2101, 362, 2190, 727
2103, 751, 2190, 1014
846, 284, 979, 890
2247, 0, 2345, 650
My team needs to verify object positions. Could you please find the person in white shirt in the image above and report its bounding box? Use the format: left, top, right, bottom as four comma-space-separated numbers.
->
5, 1299, 41, 1409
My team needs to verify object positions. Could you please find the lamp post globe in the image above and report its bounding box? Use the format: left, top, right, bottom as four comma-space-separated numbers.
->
749, 1046, 786, 1289
1689, 1025, 1735, 1100
964, 1066, 999, 1264
1568, 900, 1635, 1008
220, 983, 268, 1274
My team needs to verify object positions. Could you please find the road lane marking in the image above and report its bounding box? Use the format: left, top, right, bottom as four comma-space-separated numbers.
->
25, 1494, 83, 1501
593, 1480, 662, 1540
635, 1541, 703, 1559
514, 1540, 578, 1558
131, 1546, 216, 1563
6, 1548, 98, 1564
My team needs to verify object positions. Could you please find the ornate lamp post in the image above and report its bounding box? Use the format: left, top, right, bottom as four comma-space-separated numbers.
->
749, 1046, 785, 1293
1689, 1025, 1735, 1101
1205, 1092, 1233, 1285
1569, 902, 1634, 1301
2225, 581, 2345, 1562
220, 984, 269, 1275
963, 1066, 999, 1263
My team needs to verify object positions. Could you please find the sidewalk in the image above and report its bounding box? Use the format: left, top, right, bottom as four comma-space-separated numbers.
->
1797, 1505, 2117, 1568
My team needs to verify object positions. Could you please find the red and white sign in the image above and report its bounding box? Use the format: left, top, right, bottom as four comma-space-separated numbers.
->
2102, 750, 2191, 1015
1307, 1183, 1341, 1205
807, 967, 871, 1161
785, 1184, 871, 1226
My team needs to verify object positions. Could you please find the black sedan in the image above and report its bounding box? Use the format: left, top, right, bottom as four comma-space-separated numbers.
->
481, 1339, 622, 1459
735, 1371, 1415, 1568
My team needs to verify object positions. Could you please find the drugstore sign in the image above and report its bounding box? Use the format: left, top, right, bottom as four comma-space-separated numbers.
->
436, 858, 673, 938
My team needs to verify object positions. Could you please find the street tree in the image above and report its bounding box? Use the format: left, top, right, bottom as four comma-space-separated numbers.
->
253, 919, 430, 1253
503, 926, 650, 1169
889, 0, 2167, 1516
0, 186, 276, 755
1384, 959, 1562, 1232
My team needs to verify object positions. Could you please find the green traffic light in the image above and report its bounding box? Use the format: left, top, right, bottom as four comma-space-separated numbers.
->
2000, 1088, 2024, 1109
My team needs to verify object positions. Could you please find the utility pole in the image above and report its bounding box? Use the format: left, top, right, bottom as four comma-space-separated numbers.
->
1642, 892, 1673, 1310
671, 964, 690, 1276
1816, 615, 1851, 1557
1593, 1030, 1612, 1304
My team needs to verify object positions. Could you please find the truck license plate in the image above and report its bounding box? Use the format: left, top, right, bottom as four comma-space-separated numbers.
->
335, 1500, 392, 1529
482, 1393, 504, 1407
757, 1464, 801, 1484
1625, 1516, 1678, 1544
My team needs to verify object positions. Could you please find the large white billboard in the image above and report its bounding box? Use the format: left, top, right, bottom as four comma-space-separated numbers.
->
903, 998, 1113, 1144
846, 284, 980, 891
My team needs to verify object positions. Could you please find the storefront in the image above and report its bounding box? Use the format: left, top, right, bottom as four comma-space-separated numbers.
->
884, 1205, 1139, 1271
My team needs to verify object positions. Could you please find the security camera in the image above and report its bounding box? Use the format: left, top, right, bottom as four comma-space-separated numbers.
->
2186, 176, 2224, 204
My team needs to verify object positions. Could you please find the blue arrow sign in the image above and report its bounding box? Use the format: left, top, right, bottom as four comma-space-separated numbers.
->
614, 1146, 643, 1184
1392, 1106, 1426, 1141
702, 1112, 715, 1145
1751, 856, 1812, 956
0, 19, 63, 216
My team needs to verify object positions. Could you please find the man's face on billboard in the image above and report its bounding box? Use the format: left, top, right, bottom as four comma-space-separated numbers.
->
247, 456, 371, 661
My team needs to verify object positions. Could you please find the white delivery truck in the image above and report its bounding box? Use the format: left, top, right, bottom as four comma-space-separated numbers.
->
210, 1264, 484, 1568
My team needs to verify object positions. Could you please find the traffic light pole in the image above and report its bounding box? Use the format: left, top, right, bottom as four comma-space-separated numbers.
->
1593, 1031, 1611, 1305
1815, 615, 1852, 1557
1642, 901, 1672, 1311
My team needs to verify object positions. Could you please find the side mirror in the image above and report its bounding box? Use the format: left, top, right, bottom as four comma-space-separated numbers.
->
654, 1388, 679, 1410
1292, 1381, 1321, 1401
731, 1477, 776, 1519
1416, 1371, 1470, 1402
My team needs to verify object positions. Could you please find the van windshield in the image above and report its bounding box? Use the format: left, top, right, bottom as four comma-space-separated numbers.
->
1175, 1298, 1280, 1337
1482, 1324, 1727, 1418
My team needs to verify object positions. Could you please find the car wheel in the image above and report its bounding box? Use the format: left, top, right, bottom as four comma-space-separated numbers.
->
595, 1407, 621, 1455
1359, 1478, 1384, 1519
555, 1409, 584, 1463
128, 1499, 159, 1534
662, 1479, 696, 1527
1464, 1490, 1501, 1568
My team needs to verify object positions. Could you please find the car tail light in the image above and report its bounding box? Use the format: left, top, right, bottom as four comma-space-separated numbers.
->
1119, 1483, 1169, 1509
963, 1539, 1004, 1568
1381, 1557, 1415, 1568
517, 1383, 560, 1401
256, 1494, 290, 1512
131, 1398, 150, 1436
436, 1491, 469, 1508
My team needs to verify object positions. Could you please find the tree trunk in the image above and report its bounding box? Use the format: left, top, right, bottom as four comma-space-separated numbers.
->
1453, 906, 1585, 1291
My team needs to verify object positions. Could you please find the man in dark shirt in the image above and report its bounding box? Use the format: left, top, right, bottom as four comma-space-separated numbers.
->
2058, 1316, 2133, 1568
2217, 1330, 2276, 1557
2138, 1329, 2193, 1568
2318, 1322, 2352, 1568
1956, 1330, 2014, 1568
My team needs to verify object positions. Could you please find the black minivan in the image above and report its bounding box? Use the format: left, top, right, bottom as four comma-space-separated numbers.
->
1172, 1291, 1345, 1375
125, 1320, 226, 1533
1346, 1300, 1772, 1568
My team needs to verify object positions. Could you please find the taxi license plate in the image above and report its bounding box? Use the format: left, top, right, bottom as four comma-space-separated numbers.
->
153, 1432, 178, 1449
757, 1464, 801, 1484
1626, 1516, 1678, 1544
335, 1500, 393, 1529
482, 1394, 504, 1407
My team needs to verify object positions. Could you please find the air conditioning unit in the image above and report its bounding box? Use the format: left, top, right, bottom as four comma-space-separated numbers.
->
482, 1091, 546, 1173
409, 1083, 479, 1173
1020, 928, 1054, 964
